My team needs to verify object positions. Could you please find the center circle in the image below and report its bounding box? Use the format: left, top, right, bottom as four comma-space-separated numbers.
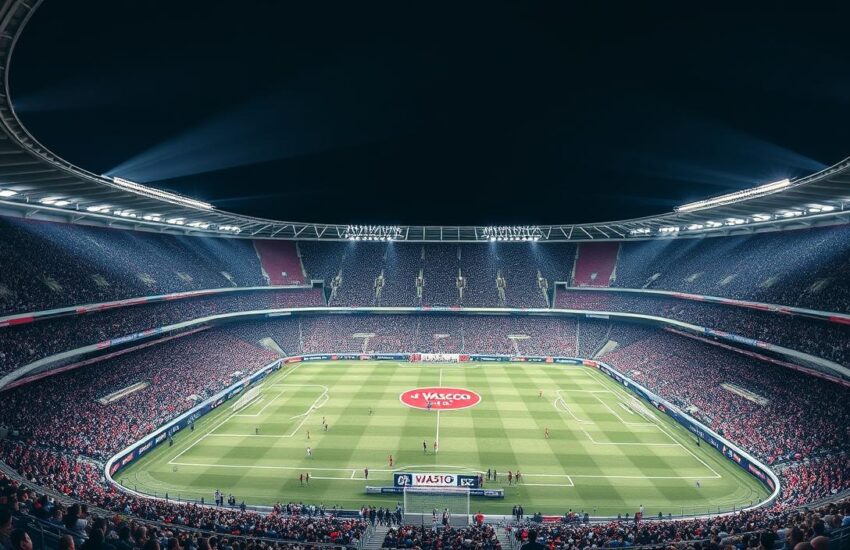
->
399, 387, 481, 410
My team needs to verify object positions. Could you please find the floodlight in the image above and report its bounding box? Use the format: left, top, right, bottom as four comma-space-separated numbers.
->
675, 179, 791, 213
111, 176, 214, 210
0, 189, 18, 197
343, 225, 402, 240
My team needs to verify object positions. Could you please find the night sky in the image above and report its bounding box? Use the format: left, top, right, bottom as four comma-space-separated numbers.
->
9, 2, 850, 225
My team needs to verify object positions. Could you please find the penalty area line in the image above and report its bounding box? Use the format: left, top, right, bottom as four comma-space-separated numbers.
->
586, 369, 723, 480
168, 363, 308, 465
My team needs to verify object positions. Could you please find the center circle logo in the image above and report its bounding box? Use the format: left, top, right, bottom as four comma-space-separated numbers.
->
399, 387, 481, 410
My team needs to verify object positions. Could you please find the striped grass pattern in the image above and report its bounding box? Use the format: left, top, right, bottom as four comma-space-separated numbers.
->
119, 361, 769, 516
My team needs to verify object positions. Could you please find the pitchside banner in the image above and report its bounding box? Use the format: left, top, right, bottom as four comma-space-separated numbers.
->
394, 472, 480, 488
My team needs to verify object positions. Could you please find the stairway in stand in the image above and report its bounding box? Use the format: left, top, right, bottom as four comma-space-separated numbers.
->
363, 525, 390, 550
496, 526, 514, 549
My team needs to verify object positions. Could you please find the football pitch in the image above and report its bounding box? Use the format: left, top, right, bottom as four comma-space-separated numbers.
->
118, 360, 769, 516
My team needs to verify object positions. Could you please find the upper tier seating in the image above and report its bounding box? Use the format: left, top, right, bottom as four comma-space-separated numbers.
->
4, 214, 850, 314
0, 216, 266, 315
0, 288, 324, 378
614, 224, 850, 312
572, 242, 620, 287
556, 289, 850, 366
253, 240, 306, 285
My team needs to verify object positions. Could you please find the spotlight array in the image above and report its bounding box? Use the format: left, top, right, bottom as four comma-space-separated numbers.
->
344, 225, 402, 241
480, 226, 542, 241
675, 179, 792, 212
111, 177, 214, 210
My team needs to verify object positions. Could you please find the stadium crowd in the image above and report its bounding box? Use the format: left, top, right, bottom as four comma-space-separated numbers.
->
600, 327, 850, 467
4, 214, 850, 315
0, 315, 847, 549
382, 523, 502, 549
0, 290, 323, 376
293, 314, 585, 357
298, 242, 574, 308
556, 290, 850, 366
504, 495, 850, 550
0, 464, 369, 548
0, 328, 279, 459
0, 217, 267, 315
613, 224, 850, 313
2, 211, 850, 549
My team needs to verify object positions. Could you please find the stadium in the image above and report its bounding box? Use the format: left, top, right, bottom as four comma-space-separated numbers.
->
0, 2, 849, 550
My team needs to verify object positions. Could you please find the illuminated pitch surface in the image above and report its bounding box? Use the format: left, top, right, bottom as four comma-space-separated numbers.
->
118, 361, 769, 515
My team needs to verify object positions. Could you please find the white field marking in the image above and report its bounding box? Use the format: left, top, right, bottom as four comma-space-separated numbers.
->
567, 474, 714, 480
435, 410, 440, 454
553, 392, 593, 424
586, 369, 722, 479
558, 389, 614, 394
434, 369, 443, 454
233, 391, 284, 417
288, 392, 329, 420
553, 398, 679, 446
618, 403, 636, 415
554, 399, 596, 441
168, 363, 311, 464
592, 394, 655, 426
521, 473, 575, 487
231, 394, 263, 413
350, 469, 357, 479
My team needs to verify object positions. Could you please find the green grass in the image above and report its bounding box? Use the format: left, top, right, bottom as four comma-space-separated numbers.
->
118, 361, 769, 516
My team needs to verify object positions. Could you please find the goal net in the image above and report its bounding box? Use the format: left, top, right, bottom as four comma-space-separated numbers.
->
230, 386, 261, 412
403, 487, 470, 527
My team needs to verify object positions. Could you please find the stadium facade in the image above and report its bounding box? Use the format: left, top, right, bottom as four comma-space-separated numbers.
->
0, 1, 848, 549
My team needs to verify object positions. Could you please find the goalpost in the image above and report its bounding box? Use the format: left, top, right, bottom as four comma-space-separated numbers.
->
230, 386, 261, 412
403, 487, 470, 527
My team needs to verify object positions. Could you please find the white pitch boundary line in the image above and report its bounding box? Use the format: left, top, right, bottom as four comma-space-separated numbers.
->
618, 402, 636, 415
168, 363, 310, 464
230, 394, 263, 413
587, 369, 722, 480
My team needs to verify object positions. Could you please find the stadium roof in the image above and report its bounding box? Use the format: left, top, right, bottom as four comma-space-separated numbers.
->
0, 0, 849, 242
